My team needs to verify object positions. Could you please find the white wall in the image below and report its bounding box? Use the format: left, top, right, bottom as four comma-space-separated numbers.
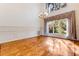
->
0, 3, 40, 43
40, 3, 79, 40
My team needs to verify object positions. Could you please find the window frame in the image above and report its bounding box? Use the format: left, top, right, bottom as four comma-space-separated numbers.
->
44, 11, 76, 39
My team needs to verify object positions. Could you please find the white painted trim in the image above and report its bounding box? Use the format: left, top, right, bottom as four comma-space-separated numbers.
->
0, 31, 39, 44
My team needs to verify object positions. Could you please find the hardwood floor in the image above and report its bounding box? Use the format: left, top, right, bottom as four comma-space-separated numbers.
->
0, 36, 79, 56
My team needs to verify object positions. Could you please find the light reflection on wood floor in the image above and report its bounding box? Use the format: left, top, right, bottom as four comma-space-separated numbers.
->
0, 36, 79, 56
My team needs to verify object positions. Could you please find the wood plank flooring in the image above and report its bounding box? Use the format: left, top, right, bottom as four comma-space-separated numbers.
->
0, 36, 79, 56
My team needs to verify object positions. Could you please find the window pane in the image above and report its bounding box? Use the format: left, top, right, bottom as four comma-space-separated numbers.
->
54, 19, 67, 34
47, 18, 68, 35
47, 21, 54, 33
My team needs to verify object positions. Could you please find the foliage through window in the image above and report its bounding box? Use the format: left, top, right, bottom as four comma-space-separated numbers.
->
47, 18, 68, 35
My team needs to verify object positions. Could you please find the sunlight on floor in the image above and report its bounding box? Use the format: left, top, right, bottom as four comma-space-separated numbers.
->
44, 37, 79, 56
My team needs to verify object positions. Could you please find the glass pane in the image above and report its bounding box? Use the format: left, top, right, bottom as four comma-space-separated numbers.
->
48, 21, 54, 33
47, 18, 68, 35
54, 19, 67, 34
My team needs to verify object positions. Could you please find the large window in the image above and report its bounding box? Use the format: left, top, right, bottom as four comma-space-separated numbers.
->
46, 18, 69, 38
44, 11, 76, 39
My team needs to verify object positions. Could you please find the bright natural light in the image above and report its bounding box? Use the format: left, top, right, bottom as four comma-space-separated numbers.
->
46, 18, 69, 38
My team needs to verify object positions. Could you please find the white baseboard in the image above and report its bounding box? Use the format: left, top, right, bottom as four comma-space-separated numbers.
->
0, 31, 39, 44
